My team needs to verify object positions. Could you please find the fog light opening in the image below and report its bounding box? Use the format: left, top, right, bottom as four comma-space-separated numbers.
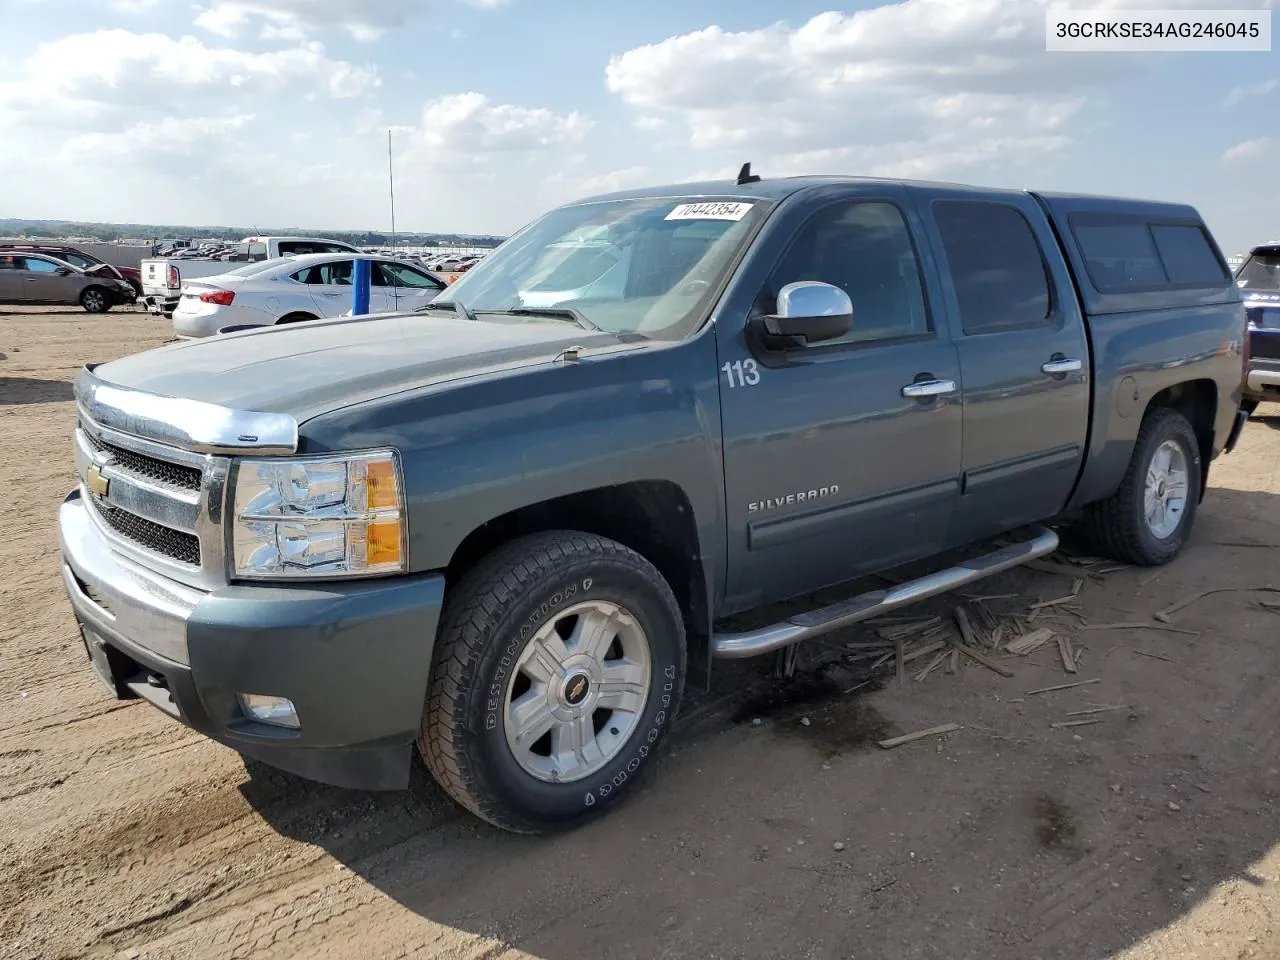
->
238, 693, 300, 729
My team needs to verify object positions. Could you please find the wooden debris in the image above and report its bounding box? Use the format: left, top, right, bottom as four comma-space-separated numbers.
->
953, 606, 980, 648
1093, 563, 1132, 575
950, 640, 1015, 678
1057, 635, 1078, 674
1080, 622, 1199, 636
913, 650, 949, 682
1064, 704, 1129, 717
1005, 628, 1054, 656
1260, 600, 1280, 614
878, 723, 962, 749
1133, 649, 1174, 663
1030, 594, 1080, 610
876, 617, 942, 641
947, 649, 960, 674
895, 636, 906, 683
902, 641, 948, 666
961, 593, 1020, 602
1154, 586, 1280, 623
1050, 718, 1104, 729
1027, 558, 1101, 580
1027, 678, 1101, 696
1138, 569, 1166, 588
989, 622, 1005, 653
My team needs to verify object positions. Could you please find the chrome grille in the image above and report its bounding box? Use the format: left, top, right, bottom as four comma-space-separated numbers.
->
82, 429, 202, 493
88, 492, 201, 566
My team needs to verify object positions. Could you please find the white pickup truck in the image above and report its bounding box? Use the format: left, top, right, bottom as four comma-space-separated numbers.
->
139, 236, 361, 316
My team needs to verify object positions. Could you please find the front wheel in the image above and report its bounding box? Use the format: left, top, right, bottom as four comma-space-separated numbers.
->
1081, 407, 1201, 565
80, 286, 111, 314
420, 532, 686, 834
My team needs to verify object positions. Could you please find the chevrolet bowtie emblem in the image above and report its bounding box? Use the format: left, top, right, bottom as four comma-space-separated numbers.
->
86, 463, 110, 497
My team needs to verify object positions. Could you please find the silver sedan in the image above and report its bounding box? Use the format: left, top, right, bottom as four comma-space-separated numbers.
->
170, 253, 447, 338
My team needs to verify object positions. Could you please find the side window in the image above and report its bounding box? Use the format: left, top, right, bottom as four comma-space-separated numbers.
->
933, 201, 1051, 334
371, 263, 395, 287
23, 257, 62, 274
1070, 219, 1166, 291
248, 243, 268, 261
277, 242, 305, 256
382, 262, 443, 289
0, 255, 19, 270
772, 200, 930, 345
1150, 224, 1227, 286
320, 260, 353, 285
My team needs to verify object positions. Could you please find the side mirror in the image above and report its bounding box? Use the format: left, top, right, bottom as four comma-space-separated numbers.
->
55, 266, 74, 276
758, 281, 852, 346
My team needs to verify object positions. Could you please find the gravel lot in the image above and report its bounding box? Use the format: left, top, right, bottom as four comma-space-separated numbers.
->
3, 305, 1280, 960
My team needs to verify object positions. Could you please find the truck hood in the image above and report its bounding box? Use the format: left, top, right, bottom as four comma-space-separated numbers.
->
93, 312, 626, 420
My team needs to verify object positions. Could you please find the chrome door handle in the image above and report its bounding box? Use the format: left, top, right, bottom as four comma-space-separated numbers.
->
901, 379, 957, 398
1041, 358, 1082, 374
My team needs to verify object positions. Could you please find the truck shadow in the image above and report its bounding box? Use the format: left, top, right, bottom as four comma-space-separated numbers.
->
0, 376, 75, 405
242, 482, 1280, 959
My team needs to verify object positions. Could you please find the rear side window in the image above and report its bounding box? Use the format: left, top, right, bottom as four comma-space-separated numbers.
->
1070, 216, 1227, 291
1150, 224, 1227, 286
932, 201, 1051, 334
1072, 221, 1166, 290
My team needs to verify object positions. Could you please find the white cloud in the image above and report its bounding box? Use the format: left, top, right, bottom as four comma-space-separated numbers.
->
1224, 78, 1277, 106
194, 0, 505, 42
402, 92, 591, 170
604, 2, 1154, 182
1221, 137, 1270, 164
60, 114, 256, 162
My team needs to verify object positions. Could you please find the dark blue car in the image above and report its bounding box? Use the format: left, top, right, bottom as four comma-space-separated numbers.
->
1237, 241, 1280, 414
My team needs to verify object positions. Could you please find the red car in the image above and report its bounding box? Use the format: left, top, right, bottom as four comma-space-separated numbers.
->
0, 244, 142, 296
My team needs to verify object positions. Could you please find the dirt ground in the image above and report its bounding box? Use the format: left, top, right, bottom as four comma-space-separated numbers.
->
4, 305, 1280, 960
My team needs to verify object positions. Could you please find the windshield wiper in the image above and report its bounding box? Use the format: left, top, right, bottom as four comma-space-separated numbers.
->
483, 307, 600, 331
418, 299, 478, 322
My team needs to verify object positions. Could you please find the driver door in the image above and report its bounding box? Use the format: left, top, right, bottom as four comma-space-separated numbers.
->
17, 256, 78, 302
716, 186, 964, 610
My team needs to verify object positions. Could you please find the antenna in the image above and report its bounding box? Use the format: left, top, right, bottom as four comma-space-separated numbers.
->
736, 162, 761, 185
388, 129, 397, 250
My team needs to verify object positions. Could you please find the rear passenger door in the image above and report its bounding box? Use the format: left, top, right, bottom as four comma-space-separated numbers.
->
913, 191, 1090, 546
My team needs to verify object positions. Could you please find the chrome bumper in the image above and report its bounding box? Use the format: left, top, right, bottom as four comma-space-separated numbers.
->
1246, 368, 1280, 391
59, 490, 201, 665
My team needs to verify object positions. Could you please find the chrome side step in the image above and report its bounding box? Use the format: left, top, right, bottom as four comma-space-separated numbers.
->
711, 526, 1060, 660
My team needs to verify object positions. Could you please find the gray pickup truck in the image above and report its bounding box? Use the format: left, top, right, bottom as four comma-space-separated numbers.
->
58, 171, 1248, 833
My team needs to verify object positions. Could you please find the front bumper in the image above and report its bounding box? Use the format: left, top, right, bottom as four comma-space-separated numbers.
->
142, 293, 179, 316
58, 489, 445, 790
1244, 356, 1280, 402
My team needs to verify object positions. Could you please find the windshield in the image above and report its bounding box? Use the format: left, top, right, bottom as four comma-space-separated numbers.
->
58, 251, 99, 269
1237, 254, 1280, 292
437, 196, 770, 339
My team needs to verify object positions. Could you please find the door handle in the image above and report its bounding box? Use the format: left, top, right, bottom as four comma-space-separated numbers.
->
25, 277, 38, 282
901, 379, 957, 398
1041, 358, 1082, 375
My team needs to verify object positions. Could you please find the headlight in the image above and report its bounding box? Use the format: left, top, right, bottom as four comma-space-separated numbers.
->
231, 450, 406, 579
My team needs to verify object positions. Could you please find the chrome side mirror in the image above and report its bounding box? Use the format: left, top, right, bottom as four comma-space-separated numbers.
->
761, 281, 852, 345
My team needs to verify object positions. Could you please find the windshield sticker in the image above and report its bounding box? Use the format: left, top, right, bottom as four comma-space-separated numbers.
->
665, 201, 754, 222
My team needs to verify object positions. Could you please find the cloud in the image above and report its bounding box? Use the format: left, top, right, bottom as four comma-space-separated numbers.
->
1221, 137, 1270, 164
194, 0, 505, 42
401, 92, 591, 170
1224, 78, 1277, 106
603, 2, 1159, 182
60, 114, 256, 162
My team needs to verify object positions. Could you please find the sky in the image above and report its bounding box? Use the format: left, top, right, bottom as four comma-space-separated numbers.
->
0, 0, 1276, 253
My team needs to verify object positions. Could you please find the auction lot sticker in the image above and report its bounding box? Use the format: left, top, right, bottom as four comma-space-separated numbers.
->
666, 201, 754, 221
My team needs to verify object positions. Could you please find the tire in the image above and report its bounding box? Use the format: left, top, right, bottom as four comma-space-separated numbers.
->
1241, 398, 1260, 417
80, 286, 111, 314
276, 312, 317, 325
1081, 407, 1201, 566
420, 531, 686, 834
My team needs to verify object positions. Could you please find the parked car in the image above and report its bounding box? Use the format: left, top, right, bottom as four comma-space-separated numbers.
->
0, 252, 136, 312
1235, 241, 1280, 413
141, 236, 362, 317
58, 172, 1247, 835
0, 243, 143, 296
171, 253, 446, 338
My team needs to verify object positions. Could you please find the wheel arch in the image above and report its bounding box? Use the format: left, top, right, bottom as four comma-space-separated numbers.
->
445, 481, 709, 670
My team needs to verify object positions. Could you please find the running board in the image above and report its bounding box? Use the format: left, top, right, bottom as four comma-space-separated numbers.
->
711, 526, 1060, 660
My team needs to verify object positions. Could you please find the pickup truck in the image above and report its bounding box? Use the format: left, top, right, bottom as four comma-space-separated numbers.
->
1236, 240, 1280, 412
140, 236, 361, 317
58, 172, 1248, 834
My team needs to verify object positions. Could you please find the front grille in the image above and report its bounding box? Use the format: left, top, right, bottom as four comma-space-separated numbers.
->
89, 492, 201, 566
83, 429, 202, 493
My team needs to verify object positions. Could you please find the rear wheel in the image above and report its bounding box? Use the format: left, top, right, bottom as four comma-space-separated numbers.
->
80, 286, 111, 314
420, 531, 685, 834
276, 312, 317, 325
1081, 407, 1201, 566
